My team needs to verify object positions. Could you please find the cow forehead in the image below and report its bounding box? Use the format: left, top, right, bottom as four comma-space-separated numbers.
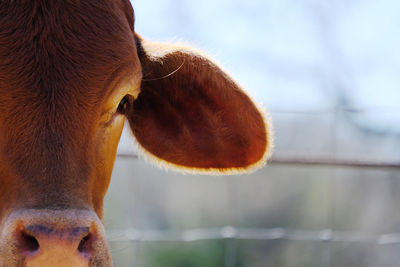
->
0, 0, 138, 101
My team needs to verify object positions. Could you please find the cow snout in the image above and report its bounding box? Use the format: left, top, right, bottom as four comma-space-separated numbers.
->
16, 224, 94, 267
0, 209, 112, 267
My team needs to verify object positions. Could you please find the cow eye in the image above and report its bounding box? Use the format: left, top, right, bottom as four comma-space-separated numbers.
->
117, 95, 129, 113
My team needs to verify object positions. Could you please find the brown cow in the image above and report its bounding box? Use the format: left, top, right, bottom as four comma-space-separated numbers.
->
0, 0, 272, 266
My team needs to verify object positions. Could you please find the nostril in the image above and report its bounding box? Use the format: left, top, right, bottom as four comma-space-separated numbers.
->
18, 231, 40, 255
78, 233, 94, 256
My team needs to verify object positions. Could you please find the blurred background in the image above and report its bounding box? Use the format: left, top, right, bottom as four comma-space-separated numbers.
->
104, 0, 400, 266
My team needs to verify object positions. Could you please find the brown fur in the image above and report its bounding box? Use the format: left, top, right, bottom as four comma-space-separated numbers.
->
0, 0, 272, 266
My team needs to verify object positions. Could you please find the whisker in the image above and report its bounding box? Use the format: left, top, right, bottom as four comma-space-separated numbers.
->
142, 58, 186, 82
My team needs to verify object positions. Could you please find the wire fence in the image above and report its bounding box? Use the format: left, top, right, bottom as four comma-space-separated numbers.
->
112, 107, 400, 266
111, 154, 400, 267
107, 224, 400, 267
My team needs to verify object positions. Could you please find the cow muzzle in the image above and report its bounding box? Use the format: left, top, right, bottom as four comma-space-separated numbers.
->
0, 209, 112, 267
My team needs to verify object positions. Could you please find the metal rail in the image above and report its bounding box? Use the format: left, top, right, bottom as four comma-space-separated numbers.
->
107, 226, 400, 245
117, 153, 400, 170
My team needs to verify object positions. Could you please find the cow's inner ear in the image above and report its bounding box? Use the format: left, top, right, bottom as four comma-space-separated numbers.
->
129, 36, 273, 174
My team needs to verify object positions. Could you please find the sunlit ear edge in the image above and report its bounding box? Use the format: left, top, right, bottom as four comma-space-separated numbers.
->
134, 40, 274, 175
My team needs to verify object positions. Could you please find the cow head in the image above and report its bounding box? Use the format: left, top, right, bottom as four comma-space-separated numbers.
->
0, 0, 272, 266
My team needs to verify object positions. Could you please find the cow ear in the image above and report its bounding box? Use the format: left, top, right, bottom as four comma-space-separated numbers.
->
127, 36, 273, 174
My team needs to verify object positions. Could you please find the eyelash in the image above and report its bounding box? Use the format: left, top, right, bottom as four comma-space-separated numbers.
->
117, 95, 129, 114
